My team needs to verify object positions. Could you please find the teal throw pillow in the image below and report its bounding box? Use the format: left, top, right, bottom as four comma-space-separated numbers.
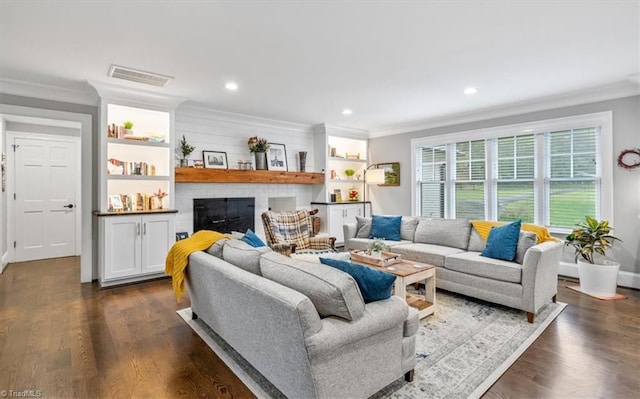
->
319, 257, 396, 303
240, 229, 266, 248
481, 220, 521, 261
369, 215, 402, 241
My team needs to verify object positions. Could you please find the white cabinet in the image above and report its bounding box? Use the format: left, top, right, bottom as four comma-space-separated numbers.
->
314, 203, 366, 246
99, 213, 175, 286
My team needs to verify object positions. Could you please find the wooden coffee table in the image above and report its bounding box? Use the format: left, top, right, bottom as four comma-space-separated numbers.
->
352, 258, 436, 319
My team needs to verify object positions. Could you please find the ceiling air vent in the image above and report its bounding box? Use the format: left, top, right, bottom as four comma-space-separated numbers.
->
107, 65, 173, 87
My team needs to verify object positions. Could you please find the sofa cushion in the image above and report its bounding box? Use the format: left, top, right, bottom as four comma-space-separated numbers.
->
400, 216, 420, 241
319, 257, 396, 303
414, 218, 471, 250
260, 252, 365, 321
514, 231, 537, 264
290, 251, 352, 263
445, 251, 522, 283
222, 239, 272, 275
240, 229, 266, 247
391, 243, 465, 267
355, 216, 372, 238
347, 238, 413, 252
467, 229, 486, 252
482, 220, 521, 261
206, 237, 230, 259
369, 215, 402, 241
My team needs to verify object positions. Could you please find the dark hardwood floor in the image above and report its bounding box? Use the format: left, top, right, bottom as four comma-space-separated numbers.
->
0, 257, 638, 399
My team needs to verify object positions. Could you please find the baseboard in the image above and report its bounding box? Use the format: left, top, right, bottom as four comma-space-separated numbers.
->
559, 261, 640, 290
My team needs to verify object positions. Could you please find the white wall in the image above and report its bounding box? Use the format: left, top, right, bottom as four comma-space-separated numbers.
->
174, 106, 316, 239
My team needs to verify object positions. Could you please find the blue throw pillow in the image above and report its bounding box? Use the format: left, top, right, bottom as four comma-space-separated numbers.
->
369, 215, 402, 241
481, 220, 521, 261
319, 257, 396, 303
240, 229, 266, 248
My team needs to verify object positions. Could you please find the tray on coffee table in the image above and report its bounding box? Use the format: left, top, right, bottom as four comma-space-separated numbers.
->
349, 250, 402, 267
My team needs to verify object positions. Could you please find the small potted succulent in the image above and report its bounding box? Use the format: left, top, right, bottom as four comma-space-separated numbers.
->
367, 239, 389, 258
565, 216, 622, 297
177, 135, 195, 167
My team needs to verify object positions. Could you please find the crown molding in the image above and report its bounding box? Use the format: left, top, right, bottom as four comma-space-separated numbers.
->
88, 80, 186, 109
370, 80, 640, 138
0, 78, 98, 106
178, 103, 313, 134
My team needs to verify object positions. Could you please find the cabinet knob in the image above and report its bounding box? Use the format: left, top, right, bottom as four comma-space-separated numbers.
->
137, 222, 141, 236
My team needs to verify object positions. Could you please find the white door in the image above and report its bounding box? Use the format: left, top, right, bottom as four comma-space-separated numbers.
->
14, 137, 78, 261
141, 213, 175, 274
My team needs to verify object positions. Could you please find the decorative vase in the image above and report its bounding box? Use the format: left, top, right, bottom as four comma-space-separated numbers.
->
179, 159, 188, 167
578, 259, 620, 297
299, 151, 307, 172
254, 152, 268, 170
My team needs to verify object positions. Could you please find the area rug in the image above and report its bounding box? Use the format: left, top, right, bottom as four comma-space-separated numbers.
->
566, 285, 627, 300
177, 290, 566, 399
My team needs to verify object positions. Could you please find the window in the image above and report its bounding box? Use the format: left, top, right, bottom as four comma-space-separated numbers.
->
412, 112, 612, 231
419, 145, 446, 218
454, 140, 485, 220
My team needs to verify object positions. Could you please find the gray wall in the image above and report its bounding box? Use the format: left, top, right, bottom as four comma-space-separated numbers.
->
368, 95, 640, 275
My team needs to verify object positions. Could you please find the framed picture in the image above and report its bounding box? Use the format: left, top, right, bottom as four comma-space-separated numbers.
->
203, 151, 228, 169
109, 194, 123, 211
266, 143, 288, 171
375, 162, 400, 186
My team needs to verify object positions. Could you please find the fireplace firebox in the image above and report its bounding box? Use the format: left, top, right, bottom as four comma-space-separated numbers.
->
193, 198, 255, 234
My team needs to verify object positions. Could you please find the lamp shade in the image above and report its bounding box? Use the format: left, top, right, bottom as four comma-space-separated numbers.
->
366, 169, 385, 184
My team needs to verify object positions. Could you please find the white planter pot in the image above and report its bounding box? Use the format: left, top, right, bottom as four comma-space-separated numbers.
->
577, 260, 620, 297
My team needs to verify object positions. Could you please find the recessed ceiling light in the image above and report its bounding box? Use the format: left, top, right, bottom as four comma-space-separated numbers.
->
342, 109, 353, 115
225, 82, 238, 91
464, 87, 478, 95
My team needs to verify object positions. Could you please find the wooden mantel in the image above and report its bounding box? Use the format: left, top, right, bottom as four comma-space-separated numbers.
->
175, 167, 325, 184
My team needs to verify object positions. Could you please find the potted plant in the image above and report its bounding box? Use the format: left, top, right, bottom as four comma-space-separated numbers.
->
123, 120, 134, 135
565, 216, 622, 297
367, 239, 389, 258
248, 136, 269, 170
177, 135, 195, 167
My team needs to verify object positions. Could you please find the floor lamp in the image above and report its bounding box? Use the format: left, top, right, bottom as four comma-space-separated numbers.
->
363, 165, 385, 217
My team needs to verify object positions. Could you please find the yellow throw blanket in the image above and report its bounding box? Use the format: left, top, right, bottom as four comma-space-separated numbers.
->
165, 230, 228, 302
471, 220, 559, 244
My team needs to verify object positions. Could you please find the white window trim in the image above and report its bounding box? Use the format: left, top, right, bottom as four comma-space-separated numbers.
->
411, 111, 613, 229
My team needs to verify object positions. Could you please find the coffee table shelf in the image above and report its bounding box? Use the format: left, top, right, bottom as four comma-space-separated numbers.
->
351, 252, 436, 319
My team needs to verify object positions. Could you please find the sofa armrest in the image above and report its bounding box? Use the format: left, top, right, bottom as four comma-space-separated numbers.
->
270, 243, 294, 256
343, 223, 357, 250
403, 306, 419, 337
304, 296, 408, 357
521, 241, 563, 312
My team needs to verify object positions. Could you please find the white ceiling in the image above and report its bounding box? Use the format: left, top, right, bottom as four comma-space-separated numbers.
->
1, 1, 638, 134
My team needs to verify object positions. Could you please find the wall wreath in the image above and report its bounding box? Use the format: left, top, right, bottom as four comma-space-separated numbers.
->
617, 148, 640, 170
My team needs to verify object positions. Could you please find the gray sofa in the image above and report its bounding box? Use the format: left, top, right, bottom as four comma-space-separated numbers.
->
185, 239, 418, 399
344, 217, 562, 323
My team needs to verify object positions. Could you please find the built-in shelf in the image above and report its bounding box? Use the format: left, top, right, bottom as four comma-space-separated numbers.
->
175, 168, 325, 184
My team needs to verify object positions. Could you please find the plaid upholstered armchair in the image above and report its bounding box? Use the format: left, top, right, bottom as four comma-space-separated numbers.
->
261, 209, 336, 256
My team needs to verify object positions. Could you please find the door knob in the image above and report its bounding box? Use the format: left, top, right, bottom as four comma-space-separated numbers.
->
63, 204, 74, 209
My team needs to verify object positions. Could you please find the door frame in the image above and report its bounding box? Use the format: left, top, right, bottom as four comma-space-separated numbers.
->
0, 104, 92, 282
7, 131, 82, 262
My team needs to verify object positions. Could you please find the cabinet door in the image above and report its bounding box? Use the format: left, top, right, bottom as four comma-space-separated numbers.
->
141, 213, 175, 274
343, 204, 363, 224
103, 215, 140, 280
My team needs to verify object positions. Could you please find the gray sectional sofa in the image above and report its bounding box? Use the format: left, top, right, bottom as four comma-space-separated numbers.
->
344, 217, 562, 323
185, 239, 418, 399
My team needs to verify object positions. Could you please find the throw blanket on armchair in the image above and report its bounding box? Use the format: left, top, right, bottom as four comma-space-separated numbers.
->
165, 230, 228, 302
